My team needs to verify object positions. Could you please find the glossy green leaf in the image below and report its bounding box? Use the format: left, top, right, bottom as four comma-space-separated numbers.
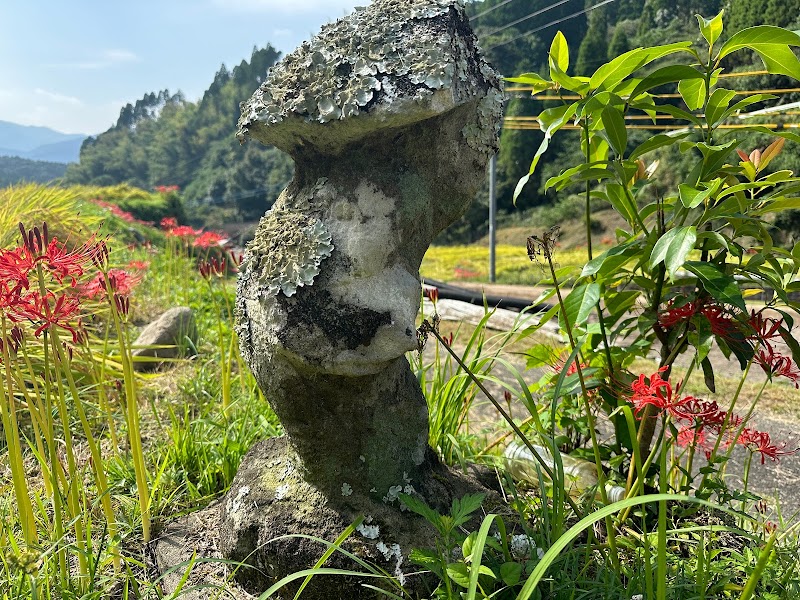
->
718, 27, 800, 79
550, 31, 570, 72
629, 65, 704, 100
650, 226, 697, 276
705, 88, 737, 126
581, 242, 637, 277
604, 183, 636, 227
684, 261, 746, 311
679, 179, 722, 208
601, 105, 627, 156
678, 77, 707, 111
561, 282, 601, 330
514, 103, 579, 202
589, 42, 692, 90
697, 11, 724, 47
701, 356, 716, 393
718, 26, 800, 57
505, 72, 552, 94
630, 132, 691, 160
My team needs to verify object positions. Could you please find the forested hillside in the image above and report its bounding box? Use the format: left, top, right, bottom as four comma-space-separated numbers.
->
65, 47, 292, 226
66, 1, 800, 235
0, 156, 67, 187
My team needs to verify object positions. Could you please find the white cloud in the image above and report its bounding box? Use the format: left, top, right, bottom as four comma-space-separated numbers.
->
211, 0, 360, 15
34, 88, 83, 106
47, 49, 140, 70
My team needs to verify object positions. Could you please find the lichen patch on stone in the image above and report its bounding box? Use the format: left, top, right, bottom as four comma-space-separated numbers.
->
243, 208, 334, 297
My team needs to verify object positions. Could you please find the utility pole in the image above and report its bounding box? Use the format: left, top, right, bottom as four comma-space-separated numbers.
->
489, 153, 497, 283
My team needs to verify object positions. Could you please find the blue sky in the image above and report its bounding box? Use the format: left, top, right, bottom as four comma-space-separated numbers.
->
1, 0, 364, 135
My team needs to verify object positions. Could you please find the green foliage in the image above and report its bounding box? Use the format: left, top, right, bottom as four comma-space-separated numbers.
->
0, 156, 66, 186
575, 8, 609, 77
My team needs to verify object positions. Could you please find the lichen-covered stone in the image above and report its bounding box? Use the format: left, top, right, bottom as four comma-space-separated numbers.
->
243, 205, 333, 297
217, 1, 505, 597
237, 0, 502, 157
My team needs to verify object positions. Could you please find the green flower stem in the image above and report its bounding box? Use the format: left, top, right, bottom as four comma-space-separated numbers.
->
50, 328, 120, 570
427, 326, 582, 517
541, 248, 621, 571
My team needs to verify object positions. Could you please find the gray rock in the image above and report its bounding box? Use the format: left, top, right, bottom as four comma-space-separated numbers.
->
206, 1, 505, 596
131, 306, 196, 371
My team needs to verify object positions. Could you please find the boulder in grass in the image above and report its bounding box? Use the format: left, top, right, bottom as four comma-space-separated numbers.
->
131, 306, 197, 371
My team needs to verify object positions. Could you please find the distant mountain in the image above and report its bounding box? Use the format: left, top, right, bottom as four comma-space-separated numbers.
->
0, 120, 86, 163
0, 156, 68, 187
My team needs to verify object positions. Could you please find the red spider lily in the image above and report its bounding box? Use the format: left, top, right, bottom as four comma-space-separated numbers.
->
0, 246, 36, 294
424, 286, 439, 305
193, 231, 227, 248
629, 368, 692, 418
699, 304, 738, 337
160, 217, 178, 231
39, 237, 94, 286
755, 345, 800, 388
675, 426, 714, 458
167, 225, 199, 239
672, 397, 726, 426
127, 260, 150, 271
92, 199, 151, 225
748, 310, 783, 344
658, 299, 700, 329
198, 258, 226, 280
737, 428, 798, 464
83, 269, 141, 299
155, 185, 179, 194
9, 291, 83, 342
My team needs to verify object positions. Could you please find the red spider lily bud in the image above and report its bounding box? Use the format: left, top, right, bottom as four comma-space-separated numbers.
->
114, 380, 123, 394
214, 257, 226, 277
114, 294, 130, 317
62, 341, 73, 362
19, 222, 36, 254
445, 332, 454, 346
765, 521, 777, 534
503, 390, 512, 403
229, 251, 244, 270
72, 322, 87, 345
199, 260, 212, 280
9, 326, 24, 352
425, 286, 439, 305
756, 499, 768, 514
91, 241, 110, 270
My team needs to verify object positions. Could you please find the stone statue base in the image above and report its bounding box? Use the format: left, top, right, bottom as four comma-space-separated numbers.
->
155, 436, 511, 600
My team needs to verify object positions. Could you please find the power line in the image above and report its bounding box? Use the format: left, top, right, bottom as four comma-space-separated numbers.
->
484, 0, 574, 37
486, 0, 617, 51
470, 0, 518, 21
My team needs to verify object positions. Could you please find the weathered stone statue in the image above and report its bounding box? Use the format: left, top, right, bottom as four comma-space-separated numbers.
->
219, 0, 504, 595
